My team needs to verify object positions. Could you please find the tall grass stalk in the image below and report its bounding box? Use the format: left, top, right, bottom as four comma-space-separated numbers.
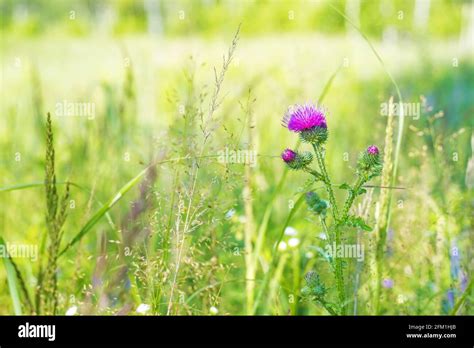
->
38, 113, 70, 315
165, 26, 239, 314
242, 92, 256, 314
372, 97, 395, 314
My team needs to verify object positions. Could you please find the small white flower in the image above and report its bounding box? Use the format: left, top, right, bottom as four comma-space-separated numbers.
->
288, 237, 300, 248
136, 303, 151, 314
225, 209, 236, 219
278, 241, 288, 251
318, 233, 327, 240
305, 251, 314, 259
209, 306, 219, 315
284, 226, 297, 236
65, 305, 78, 316
397, 295, 406, 304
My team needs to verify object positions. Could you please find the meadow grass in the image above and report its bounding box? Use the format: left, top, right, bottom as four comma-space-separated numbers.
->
0, 24, 472, 316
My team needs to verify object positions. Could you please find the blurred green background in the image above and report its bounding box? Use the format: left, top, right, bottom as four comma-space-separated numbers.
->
0, 0, 473, 315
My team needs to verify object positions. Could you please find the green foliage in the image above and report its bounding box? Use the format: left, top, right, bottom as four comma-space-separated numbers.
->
0, 1, 472, 316
0, 0, 466, 38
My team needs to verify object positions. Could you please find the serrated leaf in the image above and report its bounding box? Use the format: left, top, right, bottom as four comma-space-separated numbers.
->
339, 183, 351, 190
344, 215, 373, 231
353, 217, 373, 231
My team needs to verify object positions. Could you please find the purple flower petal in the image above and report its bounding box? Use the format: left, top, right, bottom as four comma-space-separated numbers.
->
367, 145, 379, 155
281, 148, 297, 163
282, 104, 327, 132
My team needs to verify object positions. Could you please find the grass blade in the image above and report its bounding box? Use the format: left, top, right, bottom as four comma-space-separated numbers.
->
0, 181, 119, 236
0, 237, 23, 315
58, 166, 150, 257
0, 181, 82, 192
252, 193, 306, 314
450, 279, 473, 315
317, 63, 343, 105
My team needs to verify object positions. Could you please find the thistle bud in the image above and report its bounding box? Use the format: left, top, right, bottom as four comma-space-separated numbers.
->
357, 145, 382, 177
281, 148, 313, 170
303, 271, 327, 298
305, 191, 328, 216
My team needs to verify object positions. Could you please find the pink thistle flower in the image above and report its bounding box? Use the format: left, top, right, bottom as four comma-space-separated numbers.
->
282, 104, 327, 132
367, 145, 379, 155
281, 148, 297, 163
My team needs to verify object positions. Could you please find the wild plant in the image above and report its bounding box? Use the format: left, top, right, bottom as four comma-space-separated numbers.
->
280, 104, 382, 315
128, 27, 242, 315
38, 113, 71, 315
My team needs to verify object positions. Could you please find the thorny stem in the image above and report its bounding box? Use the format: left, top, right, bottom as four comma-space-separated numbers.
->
311, 143, 346, 315
333, 228, 346, 314
312, 144, 339, 221
341, 176, 364, 220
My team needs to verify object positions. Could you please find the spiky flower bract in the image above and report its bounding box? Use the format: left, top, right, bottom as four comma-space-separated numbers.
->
282, 103, 328, 144
302, 271, 327, 298
357, 145, 382, 178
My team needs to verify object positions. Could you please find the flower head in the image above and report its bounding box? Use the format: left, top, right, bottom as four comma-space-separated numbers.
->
367, 145, 379, 155
281, 148, 312, 170
382, 278, 394, 289
65, 305, 78, 316
301, 271, 327, 299
284, 226, 298, 236
288, 237, 300, 248
357, 144, 382, 178
305, 191, 328, 216
136, 303, 151, 314
281, 148, 297, 163
283, 104, 327, 131
282, 104, 328, 144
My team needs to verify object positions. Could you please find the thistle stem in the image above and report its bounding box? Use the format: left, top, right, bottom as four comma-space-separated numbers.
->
312, 143, 345, 315
341, 177, 364, 220
312, 144, 339, 221
333, 228, 346, 314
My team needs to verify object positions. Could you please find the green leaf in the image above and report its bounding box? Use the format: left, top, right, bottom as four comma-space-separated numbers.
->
308, 245, 335, 270
353, 217, 373, 231
58, 166, 150, 257
253, 193, 305, 314
0, 181, 120, 241
0, 237, 22, 315
344, 216, 373, 231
